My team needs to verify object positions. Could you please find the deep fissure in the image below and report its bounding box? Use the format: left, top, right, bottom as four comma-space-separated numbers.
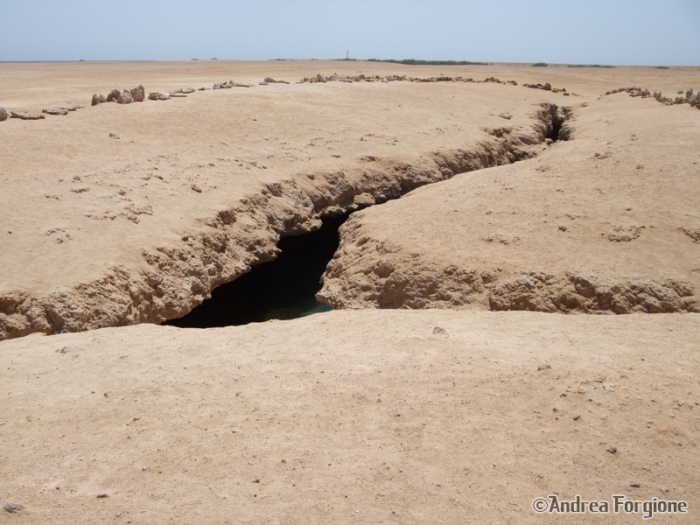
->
0, 104, 575, 340
166, 213, 348, 328
167, 105, 572, 328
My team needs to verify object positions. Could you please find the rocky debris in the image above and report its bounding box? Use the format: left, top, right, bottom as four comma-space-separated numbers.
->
3, 502, 23, 513
608, 225, 644, 243
42, 108, 70, 115
92, 86, 145, 105
263, 77, 290, 84
106, 89, 122, 102
148, 92, 171, 101
117, 91, 133, 104
296, 74, 552, 91
524, 82, 569, 95
213, 80, 252, 89
605, 86, 700, 110
10, 111, 44, 120
0, 107, 8, 121
130, 84, 145, 102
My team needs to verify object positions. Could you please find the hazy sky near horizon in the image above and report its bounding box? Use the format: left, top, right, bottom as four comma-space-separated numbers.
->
1, 0, 699, 65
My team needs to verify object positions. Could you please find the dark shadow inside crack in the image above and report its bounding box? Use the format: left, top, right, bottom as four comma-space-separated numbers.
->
165, 213, 348, 327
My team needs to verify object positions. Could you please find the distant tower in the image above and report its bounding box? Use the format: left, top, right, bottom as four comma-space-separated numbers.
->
346, 50, 349, 60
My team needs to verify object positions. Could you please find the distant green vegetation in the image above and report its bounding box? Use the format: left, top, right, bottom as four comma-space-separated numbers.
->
367, 58, 490, 66
532, 62, 549, 67
656, 66, 670, 69
568, 64, 615, 68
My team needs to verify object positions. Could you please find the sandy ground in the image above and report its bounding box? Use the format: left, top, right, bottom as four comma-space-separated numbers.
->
1, 61, 700, 523
318, 88, 700, 313
1, 311, 699, 524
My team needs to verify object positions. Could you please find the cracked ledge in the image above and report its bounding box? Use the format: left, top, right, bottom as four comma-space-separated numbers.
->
0, 105, 563, 340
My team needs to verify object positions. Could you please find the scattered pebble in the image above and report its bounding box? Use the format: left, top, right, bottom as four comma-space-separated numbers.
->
573, 415, 581, 421
3, 502, 23, 513
607, 446, 617, 454
96, 493, 109, 499
630, 483, 641, 488
537, 364, 551, 371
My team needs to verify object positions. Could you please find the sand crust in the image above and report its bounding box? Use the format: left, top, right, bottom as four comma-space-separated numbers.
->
1, 61, 699, 524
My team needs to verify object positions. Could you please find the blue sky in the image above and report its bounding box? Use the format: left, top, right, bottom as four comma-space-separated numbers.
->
1, 0, 699, 65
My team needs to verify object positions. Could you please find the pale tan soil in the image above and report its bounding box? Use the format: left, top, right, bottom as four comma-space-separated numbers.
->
318, 78, 700, 313
1, 62, 699, 524
0, 61, 560, 339
2, 62, 699, 338
1, 311, 699, 525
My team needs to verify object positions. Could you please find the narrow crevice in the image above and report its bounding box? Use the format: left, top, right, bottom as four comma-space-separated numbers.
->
1, 106, 572, 340
166, 214, 348, 327
539, 103, 572, 142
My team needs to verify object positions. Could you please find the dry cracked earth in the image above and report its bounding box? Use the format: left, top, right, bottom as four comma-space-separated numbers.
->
1, 60, 699, 524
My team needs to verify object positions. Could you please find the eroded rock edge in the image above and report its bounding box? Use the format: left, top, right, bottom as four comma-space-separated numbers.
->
0, 105, 562, 340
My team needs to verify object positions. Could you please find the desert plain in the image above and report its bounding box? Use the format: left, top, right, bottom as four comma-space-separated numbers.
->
1, 60, 699, 524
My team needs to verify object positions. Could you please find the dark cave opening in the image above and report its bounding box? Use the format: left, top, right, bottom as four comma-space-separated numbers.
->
166, 214, 348, 328
545, 105, 572, 142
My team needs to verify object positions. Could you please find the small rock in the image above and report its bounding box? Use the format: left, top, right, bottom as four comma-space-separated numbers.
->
106, 89, 121, 102
573, 415, 581, 421
10, 111, 45, 120
603, 384, 616, 392
109, 133, 120, 139
117, 91, 133, 104
499, 112, 512, 120
130, 85, 145, 102
607, 446, 617, 454
3, 502, 23, 513
191, 184, 203, 193
91, 94, 102, 106
537, 364, 551, 371
0, 107, 8, 121
558, 225, 567, 231
432, 326, 447, 335
630, 483, 641, 488
96, 493, 109, 499
43, 108, 69, 116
